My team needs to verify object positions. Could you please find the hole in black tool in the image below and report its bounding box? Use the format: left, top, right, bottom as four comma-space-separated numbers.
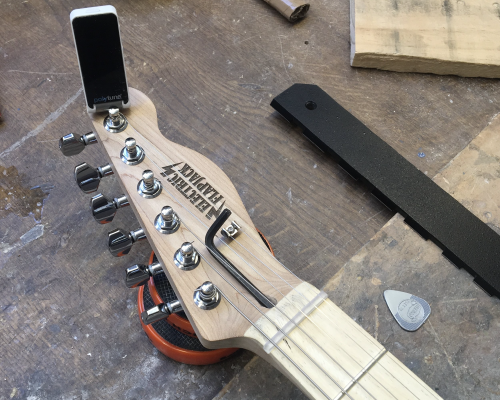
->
305, 101, 317, 110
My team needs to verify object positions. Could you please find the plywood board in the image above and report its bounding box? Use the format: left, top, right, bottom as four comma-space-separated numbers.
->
350, 0, 500, 78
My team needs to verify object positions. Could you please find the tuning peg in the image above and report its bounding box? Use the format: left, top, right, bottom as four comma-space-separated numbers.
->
141, 300, 183, 325
108, 227, 147, 257
125, 261, 163, 288
74, 162, 113, 194
138, 170, 162, 198
193, 281, 221, 310
173, 242, 200, 271
90, 193, 129, 224
120, 137, 145, 165
104, 107, 128, 133
59, 132, 97, 156
154, 206, 180, 234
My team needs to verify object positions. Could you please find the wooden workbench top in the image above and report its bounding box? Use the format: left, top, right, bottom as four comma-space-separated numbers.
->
1, 1, 499, 399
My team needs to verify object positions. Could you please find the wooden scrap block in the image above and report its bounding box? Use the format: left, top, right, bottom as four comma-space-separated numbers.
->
350, 0, 500, 78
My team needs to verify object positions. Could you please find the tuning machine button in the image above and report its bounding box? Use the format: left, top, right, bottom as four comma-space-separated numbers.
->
74, 162, 113, 194
141, 300, 183, 325
193, 282, 221, 310
108, 227, 147, 257
103, 107, 128, 133
138, 170, 162, 198
90, 193, 129, 224
174, 242, 200, 271
154, 206, 180, 234
120, 137, 145, 165
125, 261, 163, 288
59, 132, 97, 156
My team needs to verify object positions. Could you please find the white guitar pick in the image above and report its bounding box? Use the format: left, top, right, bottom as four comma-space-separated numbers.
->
383, 290, 431, 332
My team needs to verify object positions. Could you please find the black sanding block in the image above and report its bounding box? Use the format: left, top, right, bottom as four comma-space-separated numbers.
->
271, 84, 500, 298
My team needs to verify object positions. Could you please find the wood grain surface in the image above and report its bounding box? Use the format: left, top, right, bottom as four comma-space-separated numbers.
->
350, 0, 500, 78
1, 0, 500, 399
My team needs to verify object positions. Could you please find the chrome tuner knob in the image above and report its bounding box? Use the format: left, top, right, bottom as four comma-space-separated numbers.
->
174, 242, 200, 271
125, 261, 163, 288
90, 193, 129, 224
103, 107, 128, 133
138, 170, 162, 198
59, 132, 97, 156
154, 206, 180, 234
108, 227, 147, 257
141, 300, 183, 325
74, 162, 113, 194
120, 137, 145, 165
194, 281, 221, 310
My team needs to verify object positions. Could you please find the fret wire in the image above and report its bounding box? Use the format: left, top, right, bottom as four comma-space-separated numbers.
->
124, 123, 430, 399
216, 236, 381, 400
231, 230, 400, 397
238, 228, 438, 399
334, 349, 387, 400
168, 214, 337, 400
217, 287, 333, 400
236, 225, 430, 400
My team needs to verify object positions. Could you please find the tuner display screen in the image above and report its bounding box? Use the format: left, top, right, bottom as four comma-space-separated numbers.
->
72, 13, 128, 109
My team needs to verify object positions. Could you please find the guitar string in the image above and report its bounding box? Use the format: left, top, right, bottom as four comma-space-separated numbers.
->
172, 217, 349, 400
225, 224, 431, 400
219, 288, 341, 400
123, 126, 381, 396
125, 125, 399, 399
212, 237, 384, 400
138, 152, 364, 400
230, 229, 437, 399
125, 125, 383, 354
125, 125, 423, 399
214, 238, 380, 400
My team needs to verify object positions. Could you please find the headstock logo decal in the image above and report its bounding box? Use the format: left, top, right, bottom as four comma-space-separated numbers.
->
161, 163, 225, 220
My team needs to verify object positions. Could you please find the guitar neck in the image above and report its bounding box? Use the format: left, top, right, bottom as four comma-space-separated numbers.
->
244, 282, 441, 400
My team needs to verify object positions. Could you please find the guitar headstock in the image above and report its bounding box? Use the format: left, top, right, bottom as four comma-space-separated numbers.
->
59, 88, 444, 400
67, 88, 301, 349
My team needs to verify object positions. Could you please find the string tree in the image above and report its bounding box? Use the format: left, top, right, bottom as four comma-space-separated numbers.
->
221, 221, 241, 239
